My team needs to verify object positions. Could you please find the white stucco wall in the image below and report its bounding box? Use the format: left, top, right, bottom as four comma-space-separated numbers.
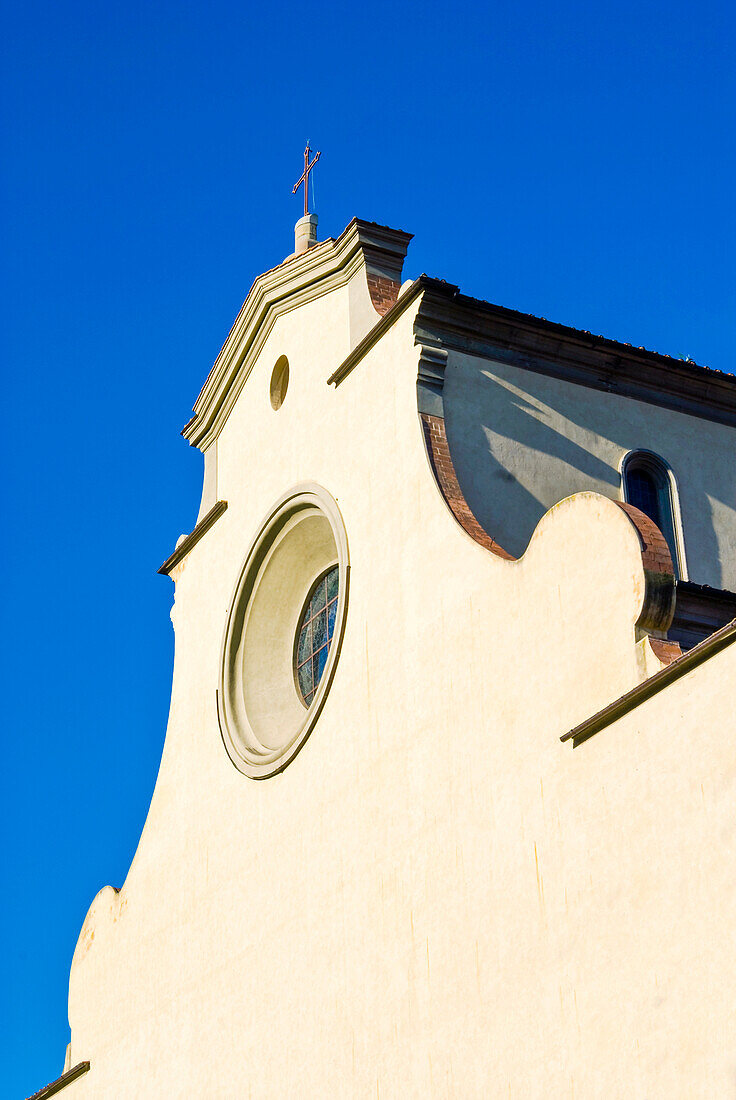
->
442, 352, 736, 588
58, 257, 736, 1099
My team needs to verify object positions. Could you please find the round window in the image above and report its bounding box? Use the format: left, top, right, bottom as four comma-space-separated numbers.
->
218, 485, 349, 779
294, 565, 339, 706
270, 355, 289, 410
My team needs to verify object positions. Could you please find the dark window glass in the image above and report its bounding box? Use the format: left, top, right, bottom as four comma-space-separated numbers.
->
295, 566, 339, 706
624, 453, 680, 576
627, 468, 662, 531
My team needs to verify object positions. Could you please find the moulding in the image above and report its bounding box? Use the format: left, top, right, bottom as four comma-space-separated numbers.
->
327, 278, 423, 386
414, 283, 736, 428
330, 275, 736, 426
185, 219, 412, 449
561, 617, 736, 747
25, 1062, 90, 1100
677, 580, 736, 601
157, 500, 228, 576
217, 483, 349, 779
416, 344, 448, 417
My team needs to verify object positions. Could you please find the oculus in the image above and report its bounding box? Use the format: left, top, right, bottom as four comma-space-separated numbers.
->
269, 355, 289, 410
218, 484, 349, 779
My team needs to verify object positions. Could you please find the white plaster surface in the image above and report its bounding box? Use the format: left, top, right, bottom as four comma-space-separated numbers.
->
60, 244, 736, 1098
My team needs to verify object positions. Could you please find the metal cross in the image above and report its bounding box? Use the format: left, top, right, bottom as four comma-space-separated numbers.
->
292, 143, 321, 217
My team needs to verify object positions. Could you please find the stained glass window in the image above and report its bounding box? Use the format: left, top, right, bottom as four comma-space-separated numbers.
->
295, 566, 339, 706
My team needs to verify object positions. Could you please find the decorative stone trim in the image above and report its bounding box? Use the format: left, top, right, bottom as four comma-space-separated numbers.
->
413, 278, 736, 428
185, 220, 412, 449
416, 345, 448, 418
329, 273, 736, 423
327, 279, 423, 387
562, 616, 736, 747
157, 500, 228, 577
26, 1062, 90, 1100
217, 484, 349, 779
416, 345, 448, 391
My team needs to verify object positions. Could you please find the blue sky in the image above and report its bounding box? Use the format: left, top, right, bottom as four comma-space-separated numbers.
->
2, 0, 734, 1093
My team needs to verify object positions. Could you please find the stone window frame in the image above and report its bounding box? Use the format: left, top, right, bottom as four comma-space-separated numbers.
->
217, 483, 349, 779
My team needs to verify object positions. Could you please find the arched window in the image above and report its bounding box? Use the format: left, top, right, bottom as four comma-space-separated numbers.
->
622, 450, 685, 578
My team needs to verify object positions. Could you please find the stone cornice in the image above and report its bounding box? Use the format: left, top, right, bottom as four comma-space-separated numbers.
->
414, 282, 736, 427
183, 219, 412, 450
330, 274, 736, 425
561, 616, 736, 747
327, 278, 424, 386
158, 500, 228, 576
25, 1063, 90, 1100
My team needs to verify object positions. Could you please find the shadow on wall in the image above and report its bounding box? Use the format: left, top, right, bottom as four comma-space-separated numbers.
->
442, 368, 619, 559
441, 361, 723, 581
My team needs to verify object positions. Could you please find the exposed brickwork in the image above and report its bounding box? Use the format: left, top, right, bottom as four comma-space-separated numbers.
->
649, 637, 682, 665
420, 413, 515, 559
614, 501, 676, 633
420, 414, 677, 640
614, 501, 675, 576
421, 416, 678, 631
367, 273, 400, 316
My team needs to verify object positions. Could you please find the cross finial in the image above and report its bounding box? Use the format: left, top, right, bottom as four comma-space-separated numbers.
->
292, 143, 321, 217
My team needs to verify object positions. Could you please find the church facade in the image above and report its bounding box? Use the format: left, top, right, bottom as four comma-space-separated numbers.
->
36, 218, 736, 1097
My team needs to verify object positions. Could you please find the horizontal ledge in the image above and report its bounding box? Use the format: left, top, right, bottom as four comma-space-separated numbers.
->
561, 617, 736, 747
157, 500, 228, 576
327, 278, 424, 386
26, 1062, 90, 1100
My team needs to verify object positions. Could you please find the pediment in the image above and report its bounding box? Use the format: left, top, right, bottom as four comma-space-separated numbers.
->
183, 219, 412, 450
